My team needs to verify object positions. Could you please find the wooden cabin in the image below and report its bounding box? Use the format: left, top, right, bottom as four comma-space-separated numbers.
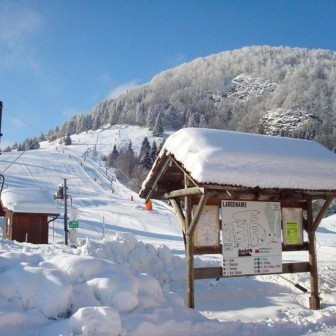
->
1, 188, 60, 244
139, 128, 336, 310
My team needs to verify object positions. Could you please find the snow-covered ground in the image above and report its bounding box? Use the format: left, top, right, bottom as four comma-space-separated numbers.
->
0, 125, 336, 335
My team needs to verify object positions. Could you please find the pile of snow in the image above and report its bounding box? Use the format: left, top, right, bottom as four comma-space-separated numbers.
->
0, 233, 224, 336
1, 223, 336, 336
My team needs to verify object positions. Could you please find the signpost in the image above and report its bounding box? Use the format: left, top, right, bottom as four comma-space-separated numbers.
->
68, 220, 79, 229
64, 178, 68, 245
69, 206, 79, 247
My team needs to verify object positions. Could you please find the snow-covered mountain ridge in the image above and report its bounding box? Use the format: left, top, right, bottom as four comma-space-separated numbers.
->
43, 46, 336, 156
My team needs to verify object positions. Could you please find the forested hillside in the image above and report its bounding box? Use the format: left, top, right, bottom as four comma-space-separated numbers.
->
22, 46, 336, 151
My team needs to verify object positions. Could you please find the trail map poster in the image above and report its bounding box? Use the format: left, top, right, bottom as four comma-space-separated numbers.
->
221, 200, 282, 277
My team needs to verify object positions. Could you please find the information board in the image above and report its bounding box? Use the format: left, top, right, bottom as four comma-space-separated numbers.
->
221, 200, 282, 276
193, 205, 220, 247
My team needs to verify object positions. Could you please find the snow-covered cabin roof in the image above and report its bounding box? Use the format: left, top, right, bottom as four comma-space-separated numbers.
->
1, 188, 60, 215
140, 128, 336, 199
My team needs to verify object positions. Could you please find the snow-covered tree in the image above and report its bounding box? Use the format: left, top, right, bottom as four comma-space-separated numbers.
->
139, 150, 152, 170
139, 137, 151, 160
108, 144, 119, 167
146, 107, 157, 130
150, 140, 158, 162
64, 134, 72, 146
152, 112, 164, 136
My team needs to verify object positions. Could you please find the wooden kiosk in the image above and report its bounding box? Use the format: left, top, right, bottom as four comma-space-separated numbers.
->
139, 128, 336, 310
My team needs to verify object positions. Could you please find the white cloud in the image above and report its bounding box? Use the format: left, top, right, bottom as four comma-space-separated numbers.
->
0, 2, 42, 70
106, 81, 139, 100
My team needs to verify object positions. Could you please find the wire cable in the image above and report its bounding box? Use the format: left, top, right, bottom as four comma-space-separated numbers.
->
3, 107, 45, 137
0, 106, 46, 175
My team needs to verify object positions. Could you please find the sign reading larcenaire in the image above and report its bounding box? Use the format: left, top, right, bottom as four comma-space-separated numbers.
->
221, 200, 282, 277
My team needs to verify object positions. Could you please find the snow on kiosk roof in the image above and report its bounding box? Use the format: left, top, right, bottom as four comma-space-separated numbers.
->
140, 128, 336, 199
1, 187, 60, 214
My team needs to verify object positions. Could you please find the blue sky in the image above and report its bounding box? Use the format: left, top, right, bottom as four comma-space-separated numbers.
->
0, 0, 335, 146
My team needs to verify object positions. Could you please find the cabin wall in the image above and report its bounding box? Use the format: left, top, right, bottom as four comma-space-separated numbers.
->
3, 212, 49, 244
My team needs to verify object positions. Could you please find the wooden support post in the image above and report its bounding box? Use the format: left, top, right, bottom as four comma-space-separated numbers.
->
312, 196, 334, 231
170, 198, 186, 247
144, 154, 171, 202
185, 194, 194, 308
306, 199, 320, 309
170, 199, 186, 233
187, 193, 209, 236
186, 231, 194, 308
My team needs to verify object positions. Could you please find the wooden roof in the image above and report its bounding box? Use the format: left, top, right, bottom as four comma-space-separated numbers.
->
1, 188, 60, 215
140, 129, 336, 201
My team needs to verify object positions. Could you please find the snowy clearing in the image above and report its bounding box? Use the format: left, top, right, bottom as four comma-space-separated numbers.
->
0, 126, 335, 335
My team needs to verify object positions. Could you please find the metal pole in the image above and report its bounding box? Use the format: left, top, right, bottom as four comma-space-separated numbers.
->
64, 178, 68, 245
102, 216, 105, 238
0, 101, 3, 147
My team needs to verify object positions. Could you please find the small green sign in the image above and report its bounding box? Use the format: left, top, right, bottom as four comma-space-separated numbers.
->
69, 220, 79, 229
285, 222, 299, 244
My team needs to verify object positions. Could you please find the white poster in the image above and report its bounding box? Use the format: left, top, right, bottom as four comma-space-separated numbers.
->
193, 205, 219, 247
221, 200, 282, 276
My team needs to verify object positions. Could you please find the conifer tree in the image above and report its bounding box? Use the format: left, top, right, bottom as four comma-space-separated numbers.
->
92, 114, 101, 130
139, 137, 151, 160
139, 150, 152, 170
108, 144, 119, 167
64, 134, 72, 146
116, 142, 138, 177
150, 141, 158, 162
152, 112, 164, 136
146, 107, 157, 130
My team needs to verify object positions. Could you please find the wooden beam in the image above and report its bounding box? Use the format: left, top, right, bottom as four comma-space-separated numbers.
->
170, 199, 186, 233
184, 194, 194, 308
163, 187, 205, 199
282, 262, 310, 273
194, 262, 310, 280
171, 156, 199, 187
307, 199, 321, 310
312, 196, 334, 232
282, 242, 309, 251
144, 154, 171, 201
194, 267, 222, 279
187, 192, 210, 236
193, 243, 310, 254
194, 245, 222, 255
